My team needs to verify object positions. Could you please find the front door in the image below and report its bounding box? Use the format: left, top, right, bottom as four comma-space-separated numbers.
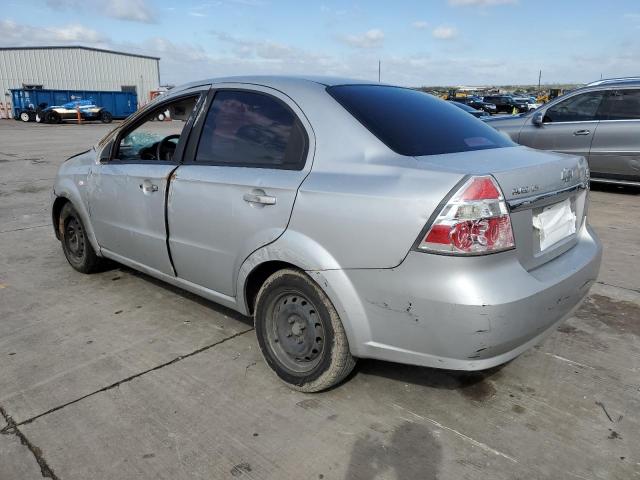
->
168, 86, 313, 297
518, 90, 606, 159
87, 92, 204, 275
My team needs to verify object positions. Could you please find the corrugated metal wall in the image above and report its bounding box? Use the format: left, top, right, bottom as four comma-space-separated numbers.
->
0, 47, 160, 110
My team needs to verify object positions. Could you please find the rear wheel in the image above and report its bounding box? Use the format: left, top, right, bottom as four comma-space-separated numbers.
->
19, 112, 30, 122
100, 110, 113, 123
46, 111, 61, 124
255, 269, 356, 392
59, 203, 102, 273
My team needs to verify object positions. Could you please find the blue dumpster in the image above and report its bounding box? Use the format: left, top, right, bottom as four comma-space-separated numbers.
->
10, 89, 138, 121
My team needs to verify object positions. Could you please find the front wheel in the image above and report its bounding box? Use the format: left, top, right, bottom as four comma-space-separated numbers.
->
255, 269, 356, 392
59, 203, 103, 273
19, 112, 30, 122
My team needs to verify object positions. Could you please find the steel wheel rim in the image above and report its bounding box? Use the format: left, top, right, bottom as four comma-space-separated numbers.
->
265, 291, 326, 374
64, 217, 85, 260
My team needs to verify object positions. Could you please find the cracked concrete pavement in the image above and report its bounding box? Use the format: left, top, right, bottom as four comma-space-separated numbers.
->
1, 120, 639, 479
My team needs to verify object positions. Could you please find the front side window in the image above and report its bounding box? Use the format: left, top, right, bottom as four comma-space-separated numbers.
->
600, 89, 640, 120
195, 90, 307, 169
544, 91, 605, 123
328, 85, 514, 157
116, 95, 199, 162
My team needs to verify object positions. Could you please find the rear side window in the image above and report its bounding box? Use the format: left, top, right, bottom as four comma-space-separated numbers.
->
328, 85, 513, 157
195, 90, 307, 169
544, 91, 605, 123
600, 89, 640, 120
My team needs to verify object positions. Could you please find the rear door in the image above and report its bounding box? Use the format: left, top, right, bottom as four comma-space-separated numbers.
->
518, 90, 606, 158
589, 88, 640, 181
168, 85, 313, 297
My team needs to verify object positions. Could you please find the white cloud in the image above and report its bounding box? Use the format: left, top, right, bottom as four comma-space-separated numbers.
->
432, 25, 457, 40
448, 0, 517, 6
104, 0, 155, 23
0, 19, 108, 46
50, 24, 106, 43
412, 21, 429, 29
340, 29, 384, 49
3, 18, 639, 88
45, 0, 156, 23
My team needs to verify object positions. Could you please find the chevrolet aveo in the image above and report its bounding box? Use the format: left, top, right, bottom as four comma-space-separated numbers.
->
52, 76, 602, 392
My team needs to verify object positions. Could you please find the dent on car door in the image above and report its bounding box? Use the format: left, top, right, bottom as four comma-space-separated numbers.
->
87, 93, 204, 274
168, 87, 312, 297
589, 89, 640, 180
518, 91, 605, 158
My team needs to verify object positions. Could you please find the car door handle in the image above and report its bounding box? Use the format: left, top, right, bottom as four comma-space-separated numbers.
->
573, 129, 591, 136
139, 180, 159, 193
243, 190, 276, 205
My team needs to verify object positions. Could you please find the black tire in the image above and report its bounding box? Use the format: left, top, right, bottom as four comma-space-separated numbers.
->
254, 269, 356, 392
46, 111, 61, 124
100, 110, 113, 123
58, 203, 102, 273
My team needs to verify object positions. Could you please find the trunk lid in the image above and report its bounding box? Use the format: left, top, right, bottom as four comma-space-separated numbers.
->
414, 146, 589, 270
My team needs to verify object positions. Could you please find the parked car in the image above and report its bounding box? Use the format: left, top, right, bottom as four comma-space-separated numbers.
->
456, 95, 497, 114
485, 78, 640, 186
513, 96, 542, 111
483, 95, 529, 113
52, 77, 601, 391
448, 100, 490, 118
37, 99, 113, 124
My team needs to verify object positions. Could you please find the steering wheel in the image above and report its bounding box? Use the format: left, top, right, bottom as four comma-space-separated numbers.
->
156, 134, 181, 161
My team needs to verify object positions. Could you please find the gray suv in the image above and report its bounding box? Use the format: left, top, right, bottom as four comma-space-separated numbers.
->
485, 78, 640, 186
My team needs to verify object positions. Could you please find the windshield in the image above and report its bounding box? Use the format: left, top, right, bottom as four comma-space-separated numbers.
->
328, 85, 514, 156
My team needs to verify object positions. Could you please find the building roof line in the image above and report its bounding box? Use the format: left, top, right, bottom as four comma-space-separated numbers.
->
0, 45, 160, 61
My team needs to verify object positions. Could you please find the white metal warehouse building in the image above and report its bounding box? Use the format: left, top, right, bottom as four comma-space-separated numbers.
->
0, 46, 160, 107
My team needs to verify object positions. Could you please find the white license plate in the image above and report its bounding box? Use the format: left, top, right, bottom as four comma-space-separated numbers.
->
532, 198, 576, 251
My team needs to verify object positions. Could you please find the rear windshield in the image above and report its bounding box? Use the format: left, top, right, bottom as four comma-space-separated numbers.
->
328, 85, 514, 156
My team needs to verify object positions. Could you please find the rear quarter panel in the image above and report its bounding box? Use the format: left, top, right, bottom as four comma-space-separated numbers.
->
589, 120, 640, 178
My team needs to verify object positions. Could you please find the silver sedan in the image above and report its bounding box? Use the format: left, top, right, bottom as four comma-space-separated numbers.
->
52, 76, 602, 392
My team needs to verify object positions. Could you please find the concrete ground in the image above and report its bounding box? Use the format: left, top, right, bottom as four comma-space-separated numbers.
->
1, 119, 639, 480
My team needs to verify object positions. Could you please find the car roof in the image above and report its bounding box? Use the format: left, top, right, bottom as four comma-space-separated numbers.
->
170, 75, 387, 94
586, 77, 640, 87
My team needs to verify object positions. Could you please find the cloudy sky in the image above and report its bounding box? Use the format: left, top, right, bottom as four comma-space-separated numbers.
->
2, 0, 640, 87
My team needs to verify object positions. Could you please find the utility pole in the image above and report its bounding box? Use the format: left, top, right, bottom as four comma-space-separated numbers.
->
538, 69, 542, 93
378, 60, 381, 82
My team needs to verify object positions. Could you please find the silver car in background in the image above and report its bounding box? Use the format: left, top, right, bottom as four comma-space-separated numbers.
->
52, 76, 601, 392
485, 78, 640, 186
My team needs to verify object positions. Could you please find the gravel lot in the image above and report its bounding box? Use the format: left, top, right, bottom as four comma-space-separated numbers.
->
1, 120, 639, 480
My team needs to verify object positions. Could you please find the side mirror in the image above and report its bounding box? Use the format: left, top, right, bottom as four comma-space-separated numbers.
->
532, 112, 544, 126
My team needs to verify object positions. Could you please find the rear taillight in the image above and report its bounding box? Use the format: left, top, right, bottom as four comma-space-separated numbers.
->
417, 175, 515, 255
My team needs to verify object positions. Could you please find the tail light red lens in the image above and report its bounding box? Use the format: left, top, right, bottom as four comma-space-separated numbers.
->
418, 176, 515, 255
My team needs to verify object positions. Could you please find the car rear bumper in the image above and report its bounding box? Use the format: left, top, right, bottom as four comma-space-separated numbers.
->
315, 223, 601, 370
